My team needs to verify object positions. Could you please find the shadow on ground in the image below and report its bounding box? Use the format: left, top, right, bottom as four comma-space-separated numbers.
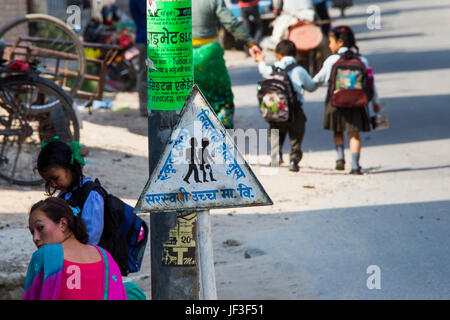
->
212, 200, 450, 299
81, 107, 148, 137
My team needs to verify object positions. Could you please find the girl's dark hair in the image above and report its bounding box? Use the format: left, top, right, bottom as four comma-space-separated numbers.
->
37, 140, 84, 195
330, 25, 359, 53
30, 197, 89, 244
275, 39, 297, 57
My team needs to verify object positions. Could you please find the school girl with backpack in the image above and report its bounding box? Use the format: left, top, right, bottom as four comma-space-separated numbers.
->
312, 25, 383, 174
37, 138, 105, 244
36, 138, 148, 276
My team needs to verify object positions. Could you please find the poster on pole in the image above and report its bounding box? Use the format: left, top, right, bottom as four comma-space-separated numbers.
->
147, 0, 193, 110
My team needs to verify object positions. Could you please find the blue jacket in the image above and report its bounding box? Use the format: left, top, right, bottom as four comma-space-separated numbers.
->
129, 0, 146, 44
59, 177, 104, 245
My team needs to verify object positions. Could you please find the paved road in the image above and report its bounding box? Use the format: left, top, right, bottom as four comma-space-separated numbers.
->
216, 0, 450, 299
1, 0, 448, 301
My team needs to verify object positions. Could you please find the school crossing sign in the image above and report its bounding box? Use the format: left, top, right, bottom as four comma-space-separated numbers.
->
136, 85, 272, 212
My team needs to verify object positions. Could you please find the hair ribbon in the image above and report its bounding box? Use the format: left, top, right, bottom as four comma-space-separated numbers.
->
40, 136, 60, 149
70, 141, 86, 166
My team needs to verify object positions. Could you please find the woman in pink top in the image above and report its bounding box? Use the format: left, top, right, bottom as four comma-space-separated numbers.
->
24, 197, 127, 300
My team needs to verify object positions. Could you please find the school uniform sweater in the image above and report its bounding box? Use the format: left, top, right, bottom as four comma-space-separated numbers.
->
59, 177, 104, 245
258, 55, 316, 104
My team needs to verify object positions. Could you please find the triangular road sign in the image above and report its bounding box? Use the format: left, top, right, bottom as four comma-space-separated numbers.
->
136, 85, 273, 212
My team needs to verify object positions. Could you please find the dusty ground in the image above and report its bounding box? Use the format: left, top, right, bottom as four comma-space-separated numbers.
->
0, 54, 378, 299
1, 0, 450, 300
0, 81, 392, 299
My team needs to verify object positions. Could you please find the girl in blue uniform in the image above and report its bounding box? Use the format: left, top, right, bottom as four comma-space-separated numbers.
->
313, 26, 383, 174
37, 139, 104, 244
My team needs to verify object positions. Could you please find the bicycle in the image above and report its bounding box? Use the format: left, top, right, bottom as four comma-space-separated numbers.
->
0, 14, 119, 114
0, 14, 86, 97
0, 42, 79, 186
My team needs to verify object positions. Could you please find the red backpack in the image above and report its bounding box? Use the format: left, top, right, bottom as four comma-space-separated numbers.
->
328, 51, 374, 108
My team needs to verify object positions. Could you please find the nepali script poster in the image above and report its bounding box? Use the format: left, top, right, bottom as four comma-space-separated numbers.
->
147, 0, 193, 110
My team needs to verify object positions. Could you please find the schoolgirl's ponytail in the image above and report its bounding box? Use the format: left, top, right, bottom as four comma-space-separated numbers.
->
330, 25, 359, 54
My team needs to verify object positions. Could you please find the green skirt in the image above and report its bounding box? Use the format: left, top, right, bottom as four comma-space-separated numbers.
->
323, 101, 371, 132
193, 42, 234, 129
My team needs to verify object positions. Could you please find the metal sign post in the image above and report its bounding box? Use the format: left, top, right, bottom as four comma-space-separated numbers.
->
138, 86, 273, 299
197, 209, 217, 299
142, 0, 272, 300
146, 0, 199, 300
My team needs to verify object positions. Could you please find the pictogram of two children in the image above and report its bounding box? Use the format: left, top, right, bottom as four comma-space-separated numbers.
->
184, 137, 216, 184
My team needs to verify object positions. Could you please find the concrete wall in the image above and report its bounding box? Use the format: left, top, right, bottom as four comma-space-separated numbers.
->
0, 0, 28, 20
0, 0, 29, 46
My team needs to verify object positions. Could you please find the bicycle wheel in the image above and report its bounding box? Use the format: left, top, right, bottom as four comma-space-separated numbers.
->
0, 75, 79, 185
0, 14, 86, 97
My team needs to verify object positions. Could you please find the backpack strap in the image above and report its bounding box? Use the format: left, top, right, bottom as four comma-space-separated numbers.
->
99, 247, 109, 300
284, 63, 297, 72
272, 62, 297, 74
63, 180, 105, 214
285, 63, 300, 103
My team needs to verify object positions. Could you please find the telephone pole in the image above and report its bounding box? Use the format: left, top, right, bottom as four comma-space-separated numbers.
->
146, 0, 200, 299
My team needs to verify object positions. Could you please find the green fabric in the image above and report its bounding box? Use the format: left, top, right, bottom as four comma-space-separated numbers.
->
69, 140, 86, 166
192, 0, 253, 46
40, 136, 86, 166
123, 281, 147, 300
40, 135, 60, 149
100, 247, 109, 300
193, 42, 235, 129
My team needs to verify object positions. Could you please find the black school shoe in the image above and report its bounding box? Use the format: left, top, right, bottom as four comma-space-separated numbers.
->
289, 160, 299, 172
335, 159, 345, 170
349, 167, 363, 175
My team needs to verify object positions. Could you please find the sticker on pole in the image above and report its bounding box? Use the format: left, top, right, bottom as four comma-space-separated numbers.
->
146, 0, 193, 110
136, 85, 273, 212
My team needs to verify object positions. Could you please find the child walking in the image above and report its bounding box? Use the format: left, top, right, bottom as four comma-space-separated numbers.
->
255, 39, 316, 172
37, 139, 104, 245
312, 25, 383, 174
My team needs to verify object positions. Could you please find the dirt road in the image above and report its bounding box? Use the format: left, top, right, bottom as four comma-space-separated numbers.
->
1, 0, 450, 300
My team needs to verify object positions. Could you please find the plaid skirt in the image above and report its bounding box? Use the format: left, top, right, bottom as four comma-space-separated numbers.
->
323, 101, 371, 132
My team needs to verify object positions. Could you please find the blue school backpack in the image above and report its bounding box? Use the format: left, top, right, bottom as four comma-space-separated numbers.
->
65, 178, 148, 276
